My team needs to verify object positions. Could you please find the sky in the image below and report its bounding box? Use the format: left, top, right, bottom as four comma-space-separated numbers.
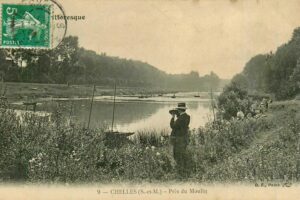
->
61, 0, 300, 79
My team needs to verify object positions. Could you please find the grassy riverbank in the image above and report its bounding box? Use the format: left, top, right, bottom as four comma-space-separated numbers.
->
201, 100, 300, 182
0, 100, 299, 183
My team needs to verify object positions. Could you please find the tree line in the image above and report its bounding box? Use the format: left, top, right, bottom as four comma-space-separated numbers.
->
0, 36, 222, 91
217, 27, 300, 120
230, 27, 300, 100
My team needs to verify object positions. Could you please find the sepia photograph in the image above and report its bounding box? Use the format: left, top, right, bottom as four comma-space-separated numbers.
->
0, 0, 299, 199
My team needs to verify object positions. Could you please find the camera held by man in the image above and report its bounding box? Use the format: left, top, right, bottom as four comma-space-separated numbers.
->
169, 108, 179, 117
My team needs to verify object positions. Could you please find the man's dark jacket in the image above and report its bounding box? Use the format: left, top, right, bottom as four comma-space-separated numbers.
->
170, 112, 190, 138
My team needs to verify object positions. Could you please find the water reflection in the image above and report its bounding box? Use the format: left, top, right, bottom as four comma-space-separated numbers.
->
71, 100, 211, 132
115, 101, 212, 132
35, 97, 212, 132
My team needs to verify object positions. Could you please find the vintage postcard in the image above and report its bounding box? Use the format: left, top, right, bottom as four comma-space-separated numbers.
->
0, 0, 299, 199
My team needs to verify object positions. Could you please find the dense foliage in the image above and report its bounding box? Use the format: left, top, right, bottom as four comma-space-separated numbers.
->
228, 27, 300, 100
217, 81, 251, 120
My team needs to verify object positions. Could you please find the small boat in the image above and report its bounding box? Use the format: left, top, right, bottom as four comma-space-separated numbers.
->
138, 95, 149, 99
108, 81, 135, 136
138, 93, 151, 98
104, 131, 135, 137
103, 130, 134, 148
0, 96, 7, 100
171, 94, 176, 98
23, 101, 37, 112
194, 92, 200, 97
101, 83, 135, 148
22, 102, 37, 106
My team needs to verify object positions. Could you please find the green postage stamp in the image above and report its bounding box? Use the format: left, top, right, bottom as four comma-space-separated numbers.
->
1, 4, 51, 48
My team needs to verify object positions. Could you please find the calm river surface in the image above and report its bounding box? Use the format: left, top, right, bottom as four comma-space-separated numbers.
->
26, 92, 214, 132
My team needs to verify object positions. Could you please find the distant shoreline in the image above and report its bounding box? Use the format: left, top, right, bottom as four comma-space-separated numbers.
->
0, 82, 219, 102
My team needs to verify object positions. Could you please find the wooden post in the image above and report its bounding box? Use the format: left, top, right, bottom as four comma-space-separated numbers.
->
33, 104, 36, 112
87, 85, 96, 129
68, 100, 74, 125
210, 88, 216, 122
111, 81, 117, 132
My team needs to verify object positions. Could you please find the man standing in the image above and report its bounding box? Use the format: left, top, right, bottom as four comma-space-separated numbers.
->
170, 102, 190, 177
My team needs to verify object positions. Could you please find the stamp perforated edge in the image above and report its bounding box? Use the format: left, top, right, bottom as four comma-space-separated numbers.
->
0, 4, 3, 48
0, 3, 53, 50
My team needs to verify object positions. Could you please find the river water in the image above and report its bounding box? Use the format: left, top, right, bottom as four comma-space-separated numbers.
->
17, 92, 214, 133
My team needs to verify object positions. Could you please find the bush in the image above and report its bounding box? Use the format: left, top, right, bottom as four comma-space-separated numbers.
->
217, 82, 251, 120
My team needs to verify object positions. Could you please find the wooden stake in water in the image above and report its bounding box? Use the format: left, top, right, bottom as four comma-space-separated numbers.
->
210, 87, 216, 122
111, 81, 117, 132
68, 100, 74, 126
87, 85, 96, 129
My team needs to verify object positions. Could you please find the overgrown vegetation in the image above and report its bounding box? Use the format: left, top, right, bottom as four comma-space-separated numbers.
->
0, 100, 299, 183
204, 102, 300, 182
217, 81, 251, 120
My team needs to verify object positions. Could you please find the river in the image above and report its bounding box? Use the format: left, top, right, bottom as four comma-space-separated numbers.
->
15, 92, 215, 133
